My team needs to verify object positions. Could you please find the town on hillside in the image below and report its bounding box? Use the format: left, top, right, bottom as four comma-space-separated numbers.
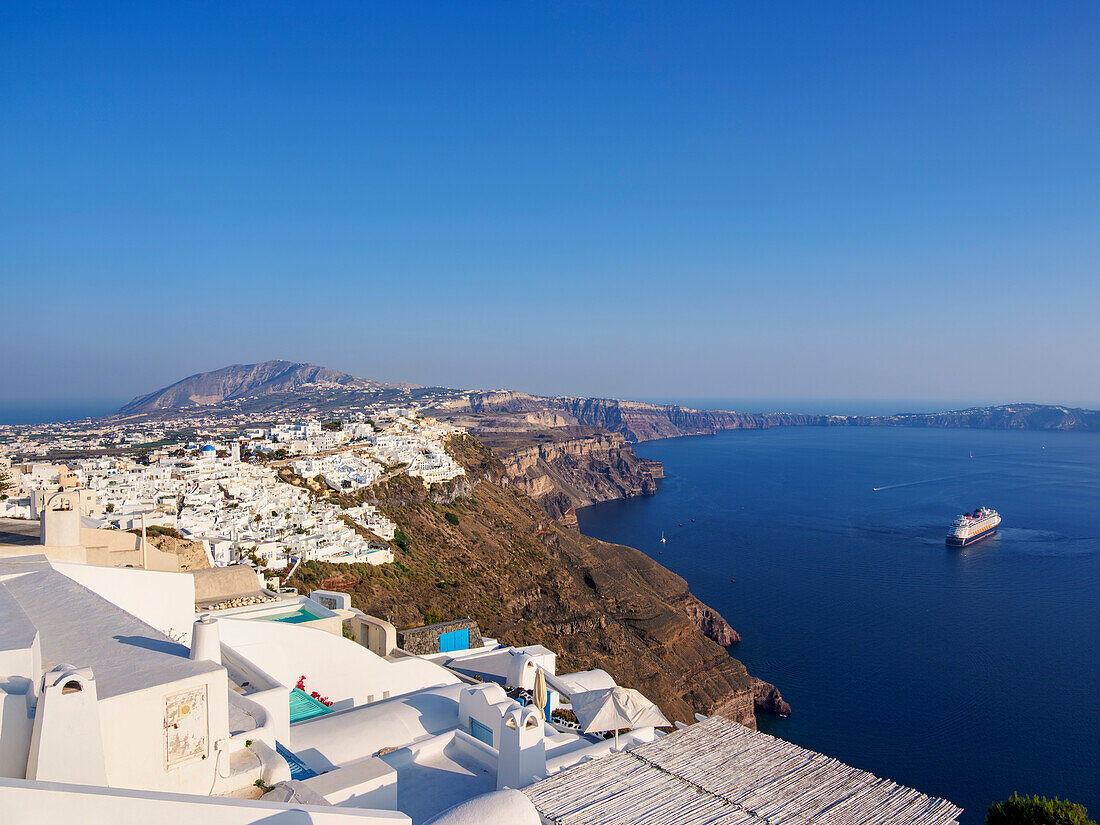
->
0, 395, 964, 825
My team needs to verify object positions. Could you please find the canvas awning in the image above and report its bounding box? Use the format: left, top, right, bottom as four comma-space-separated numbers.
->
570, 686, 670, 736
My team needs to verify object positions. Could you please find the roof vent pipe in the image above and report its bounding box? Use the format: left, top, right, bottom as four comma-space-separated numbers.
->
190, 614, 221, 665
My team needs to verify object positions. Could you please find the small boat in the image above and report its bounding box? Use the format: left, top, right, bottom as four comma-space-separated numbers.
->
659, 532, 666, 544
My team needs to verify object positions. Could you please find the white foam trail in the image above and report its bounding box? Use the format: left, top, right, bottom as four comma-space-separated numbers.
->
872, 472, 982, 492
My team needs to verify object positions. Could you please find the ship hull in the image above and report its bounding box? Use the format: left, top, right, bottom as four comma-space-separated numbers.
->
946, 528, 996, 547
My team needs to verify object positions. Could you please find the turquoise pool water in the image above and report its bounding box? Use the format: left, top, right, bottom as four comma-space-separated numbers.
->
257, 607, 322, 623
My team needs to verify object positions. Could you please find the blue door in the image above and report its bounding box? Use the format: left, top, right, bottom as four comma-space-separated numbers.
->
439, 628, 470, 653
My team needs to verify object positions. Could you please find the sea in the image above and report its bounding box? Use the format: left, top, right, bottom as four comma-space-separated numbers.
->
577, 426, 1100, 823
0, 401, 123, 425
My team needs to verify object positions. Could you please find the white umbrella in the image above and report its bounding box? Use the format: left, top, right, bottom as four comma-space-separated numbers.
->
569, 686, 670, 748
533, 666, 548, 720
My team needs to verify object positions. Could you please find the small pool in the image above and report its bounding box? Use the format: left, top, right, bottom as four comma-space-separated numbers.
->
256, 607, 323, 624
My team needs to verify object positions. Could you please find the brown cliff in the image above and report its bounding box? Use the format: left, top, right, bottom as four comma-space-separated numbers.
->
477, 427, 663, 518
289, 434, 759, 728
751, 677, 792, 717
682, 596, 742, 646
435, 393, 836, 443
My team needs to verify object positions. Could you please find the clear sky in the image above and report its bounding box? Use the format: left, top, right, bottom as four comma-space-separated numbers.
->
3, 1, 1099, 411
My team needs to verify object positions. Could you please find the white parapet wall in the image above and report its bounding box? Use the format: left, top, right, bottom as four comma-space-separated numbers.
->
0, 777, 411, 825
217, 617, 461, 712
53, 562, 196, 643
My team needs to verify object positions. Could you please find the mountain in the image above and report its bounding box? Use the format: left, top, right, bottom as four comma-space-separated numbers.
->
119, 360, 416, 415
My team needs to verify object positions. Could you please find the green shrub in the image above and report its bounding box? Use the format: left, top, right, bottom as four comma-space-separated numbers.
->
444, 512, 459, 526
393, 529, 410, 552
987, 794, 1095, 825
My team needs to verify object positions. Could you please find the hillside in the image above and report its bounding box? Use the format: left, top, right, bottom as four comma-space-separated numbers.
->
119, 360, 416, 414
289, 434, 775, 727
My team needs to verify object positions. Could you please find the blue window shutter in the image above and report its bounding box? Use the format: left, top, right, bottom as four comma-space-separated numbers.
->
470, 718, 493, 746
439, 628, 470, 653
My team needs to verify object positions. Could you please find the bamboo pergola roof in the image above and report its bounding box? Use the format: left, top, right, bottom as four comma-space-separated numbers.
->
524, 716, 962, 825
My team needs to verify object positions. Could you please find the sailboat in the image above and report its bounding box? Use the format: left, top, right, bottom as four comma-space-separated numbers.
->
659, 531, 667, 544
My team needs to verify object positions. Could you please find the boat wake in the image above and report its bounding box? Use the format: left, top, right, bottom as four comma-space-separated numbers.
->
872, 472, 986, 492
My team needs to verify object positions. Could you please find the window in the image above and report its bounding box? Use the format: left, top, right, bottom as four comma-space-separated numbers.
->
470, 718, 493, 747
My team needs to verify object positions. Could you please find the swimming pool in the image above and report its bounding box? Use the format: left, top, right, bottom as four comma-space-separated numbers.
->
255, 607, 322, 624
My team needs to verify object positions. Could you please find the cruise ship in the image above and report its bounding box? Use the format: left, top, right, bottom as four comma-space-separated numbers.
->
946, 507, 1001, 546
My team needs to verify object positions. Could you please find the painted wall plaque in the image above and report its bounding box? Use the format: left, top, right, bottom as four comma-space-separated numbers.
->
164, 685, 208, 767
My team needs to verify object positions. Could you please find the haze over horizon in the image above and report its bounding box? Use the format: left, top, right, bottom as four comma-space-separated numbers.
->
4, 2, 1098, 409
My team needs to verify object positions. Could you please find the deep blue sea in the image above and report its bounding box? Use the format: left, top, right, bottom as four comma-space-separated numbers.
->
0, 401, 122, 425
577, 427, 1100, 823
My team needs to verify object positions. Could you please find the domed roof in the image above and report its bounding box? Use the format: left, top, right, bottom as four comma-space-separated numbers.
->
423, 789, 540, 825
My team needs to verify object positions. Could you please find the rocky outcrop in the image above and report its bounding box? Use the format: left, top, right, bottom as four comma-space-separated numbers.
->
682, 596, 741, 646
145, 532, 210, 571
290, 436, 759, 728
478, 429, 663, 518
751, 677, 792, 717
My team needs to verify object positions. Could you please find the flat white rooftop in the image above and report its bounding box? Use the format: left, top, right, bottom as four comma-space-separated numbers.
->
0, 555, 221, 699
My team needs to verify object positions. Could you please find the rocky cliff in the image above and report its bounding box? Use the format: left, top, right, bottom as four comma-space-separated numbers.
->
870, 403, 1100, 431
477, 428, 664, 518
441, 394, 1100, 438
289, 434, 765, 728
437, 392, 834, 442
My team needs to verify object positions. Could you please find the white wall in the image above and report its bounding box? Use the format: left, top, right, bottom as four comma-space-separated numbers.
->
0, 777, 411, 825
98, 670, 230, 794
217, 618, 460, 711
54, 563, 195, 642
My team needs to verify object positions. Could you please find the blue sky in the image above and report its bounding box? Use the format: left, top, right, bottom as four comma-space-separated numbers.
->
3, 1, 1099, 410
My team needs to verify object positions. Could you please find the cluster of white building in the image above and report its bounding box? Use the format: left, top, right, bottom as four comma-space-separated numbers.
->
0, 432, 401, 570
292, 453, 384, 494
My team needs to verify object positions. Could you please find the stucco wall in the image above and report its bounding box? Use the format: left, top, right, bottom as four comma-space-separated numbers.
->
54, 563, 195, 642
0, 777, 411, 824
98, 670, 230, 794
218, 618, 461, 711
